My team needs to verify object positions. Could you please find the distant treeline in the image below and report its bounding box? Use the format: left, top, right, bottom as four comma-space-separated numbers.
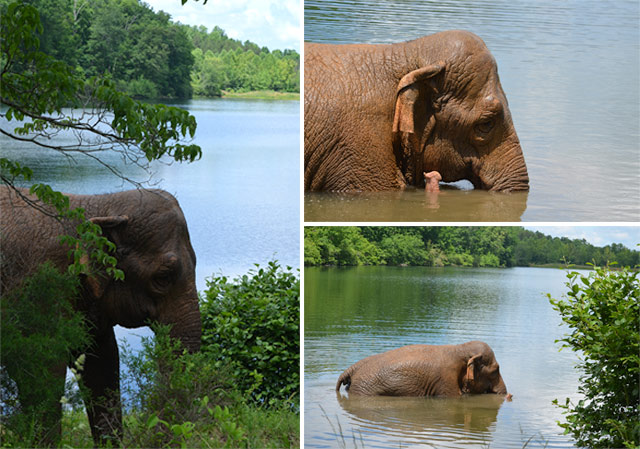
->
1, 0, 299, 98
304, 227, 639, 268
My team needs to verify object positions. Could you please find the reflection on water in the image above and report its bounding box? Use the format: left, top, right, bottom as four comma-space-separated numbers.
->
335, 393, 506, 446
304, 266, 581, 448
304, 0, 640, 221
305, 188, 528, 222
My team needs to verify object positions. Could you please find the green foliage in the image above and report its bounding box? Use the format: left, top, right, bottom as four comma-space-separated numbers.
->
380, 234, 429, 265
0, 262, 91, 447
304, 227, 381, 266
0, 0, 299, 99
304, 226, 639, 268
118, 322, 299, 448
187, 26, 299, 96
548, 265, 640, 448
200, 261, 300, 407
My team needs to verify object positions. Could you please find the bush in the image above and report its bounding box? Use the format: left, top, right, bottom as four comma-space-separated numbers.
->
476, 253, 501, 267
119, 324, 242, 448
380, 234, 428, 265
200, 261, 299, 408
548, 264, 639, 448
125, 76, 159, 99
447, 252, 474, 267
0, 262, 90, 447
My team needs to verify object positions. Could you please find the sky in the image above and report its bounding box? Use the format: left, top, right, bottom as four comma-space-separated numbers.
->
146, 0, 300, 51
524, 226, 640, 250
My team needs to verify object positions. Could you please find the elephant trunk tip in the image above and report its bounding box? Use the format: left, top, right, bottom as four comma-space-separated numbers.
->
424, 171, 442, 192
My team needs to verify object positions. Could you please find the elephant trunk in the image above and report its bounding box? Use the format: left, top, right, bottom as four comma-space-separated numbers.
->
158, 293, 202, 353
475, 135, 530, 192
493, 376, 508, 395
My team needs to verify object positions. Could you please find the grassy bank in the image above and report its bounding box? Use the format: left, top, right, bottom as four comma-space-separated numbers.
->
60, 403, 299, 448
221, 90, 299, 100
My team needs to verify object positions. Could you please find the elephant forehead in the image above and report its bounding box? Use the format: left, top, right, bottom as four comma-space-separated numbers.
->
448, 52, 499, 99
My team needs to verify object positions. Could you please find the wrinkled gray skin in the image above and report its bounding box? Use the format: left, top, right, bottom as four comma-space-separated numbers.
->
0, 187, 201, 446
305, 30, 529, 192
336, 341, 507, 397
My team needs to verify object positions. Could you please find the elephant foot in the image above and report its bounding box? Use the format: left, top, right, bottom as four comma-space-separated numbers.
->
424, 171, 442, 192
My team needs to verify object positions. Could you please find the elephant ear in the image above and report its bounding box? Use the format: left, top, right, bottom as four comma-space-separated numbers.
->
80, 215, 129, 298
392, 62, 445, 185
466, 353, 483, 382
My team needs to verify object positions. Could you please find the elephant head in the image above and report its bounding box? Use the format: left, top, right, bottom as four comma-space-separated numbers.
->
84, 190, 201, 352
460, 342, 507, 395
392, 31, 529, 192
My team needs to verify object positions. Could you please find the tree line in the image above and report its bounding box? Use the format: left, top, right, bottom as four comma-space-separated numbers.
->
0, 0, 299, 99
304, 227, 639, 268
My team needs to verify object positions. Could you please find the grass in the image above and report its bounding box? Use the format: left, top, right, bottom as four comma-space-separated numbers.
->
58, 402, 299, 448
221, 90, 299, 100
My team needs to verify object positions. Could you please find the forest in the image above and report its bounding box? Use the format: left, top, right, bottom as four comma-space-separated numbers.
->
304, 227, 639, 268
0, 0, 300, 99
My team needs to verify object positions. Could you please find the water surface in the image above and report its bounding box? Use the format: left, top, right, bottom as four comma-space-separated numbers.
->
1, 98, 300, 346
304, 0, 640, 221
304, 266, 582, 448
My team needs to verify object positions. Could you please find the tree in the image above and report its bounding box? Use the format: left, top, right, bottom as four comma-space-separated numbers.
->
1, 1, 201, 276
548, 265, 639, 448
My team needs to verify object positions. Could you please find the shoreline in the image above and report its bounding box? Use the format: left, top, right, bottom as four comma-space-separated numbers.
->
220, 90, 299, 100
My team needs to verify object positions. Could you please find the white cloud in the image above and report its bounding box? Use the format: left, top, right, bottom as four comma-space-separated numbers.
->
145, 0, 300, 51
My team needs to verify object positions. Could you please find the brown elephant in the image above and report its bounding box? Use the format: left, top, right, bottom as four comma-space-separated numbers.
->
336, 341, 507, 397
305, 30, 529, 192
0, 187, 201, 446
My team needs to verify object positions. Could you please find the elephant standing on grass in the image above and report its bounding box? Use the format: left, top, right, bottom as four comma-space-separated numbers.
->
336, 341, 508, 397
305, 30, 529, 192
0, 187, 201, 446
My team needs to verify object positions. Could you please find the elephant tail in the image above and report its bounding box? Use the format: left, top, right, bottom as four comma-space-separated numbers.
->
336, 369, 352, 392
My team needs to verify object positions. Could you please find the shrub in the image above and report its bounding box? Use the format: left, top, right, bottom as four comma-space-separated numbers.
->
380, 234, 428, 265
200, 261, 299, 408
447, 252, 474, 267
0, 262, 90, 447
125, 76, 159, 99
548, 264, 639, 448
476, 253, 501, 267
119, 324, 242, 448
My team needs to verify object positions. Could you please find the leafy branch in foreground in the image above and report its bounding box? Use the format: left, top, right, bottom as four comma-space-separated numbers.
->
1, 1, 201, 275
548, 264, 639, 448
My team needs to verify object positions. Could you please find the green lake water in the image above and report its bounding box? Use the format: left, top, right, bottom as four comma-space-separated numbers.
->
304, 266, 582, 448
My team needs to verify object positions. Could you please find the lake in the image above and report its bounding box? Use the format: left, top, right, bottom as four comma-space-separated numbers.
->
304, 0, 640, 222
0, 98, 300, 345
304, 266, 582, 448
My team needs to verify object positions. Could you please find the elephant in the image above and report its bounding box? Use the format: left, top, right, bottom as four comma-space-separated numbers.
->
0, 187, 201, 446
304, 30, 529, 192
336, 341, 508, 397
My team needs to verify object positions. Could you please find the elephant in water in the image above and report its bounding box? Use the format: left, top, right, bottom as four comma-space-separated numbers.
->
305, 30, 529, 192
0, 187, 201, 446
336, 341, 508, 397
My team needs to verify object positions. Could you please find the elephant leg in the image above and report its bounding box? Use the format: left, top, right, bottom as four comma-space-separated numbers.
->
80, 326, 122, 446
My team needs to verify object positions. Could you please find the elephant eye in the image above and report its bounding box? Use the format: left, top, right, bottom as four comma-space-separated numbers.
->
152, 269, 175, 290
475, 118, 495, 135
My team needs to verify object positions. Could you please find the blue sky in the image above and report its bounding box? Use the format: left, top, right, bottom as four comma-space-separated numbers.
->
524, 226, 640, 250
146, 0, 300, 51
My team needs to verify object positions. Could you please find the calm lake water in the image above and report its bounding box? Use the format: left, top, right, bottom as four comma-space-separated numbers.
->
0, 98, 300, 345
304, 266, 582, 448
304, 0, 640, 222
